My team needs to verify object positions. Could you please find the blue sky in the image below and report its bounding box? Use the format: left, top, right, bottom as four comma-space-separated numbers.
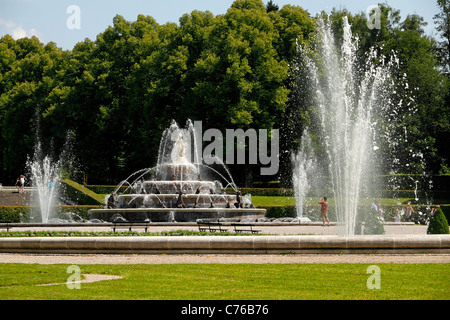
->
0, 0, 442, 50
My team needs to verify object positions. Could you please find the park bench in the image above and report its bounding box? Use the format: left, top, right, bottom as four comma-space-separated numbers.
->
111, 221, 150, 233
0, 221, 12, 232
231, 223, 261, 234
197, 221, 228, 233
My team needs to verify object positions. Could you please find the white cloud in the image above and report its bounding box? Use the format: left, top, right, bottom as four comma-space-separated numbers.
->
0, 16, 42, 41
12, 26, 27, 39
0, 17, 15, 29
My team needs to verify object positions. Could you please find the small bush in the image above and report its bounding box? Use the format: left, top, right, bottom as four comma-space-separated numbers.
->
357, 209, 385, 235
427, 208, 450, 234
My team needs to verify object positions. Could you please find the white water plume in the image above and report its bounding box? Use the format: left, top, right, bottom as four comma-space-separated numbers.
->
293, 15, 400, 235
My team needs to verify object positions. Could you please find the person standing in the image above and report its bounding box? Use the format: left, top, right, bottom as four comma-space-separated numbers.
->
319, 197, 330, 226
405, 202, 414, 222
371, 199, 379, 212
430, 205, 440, 217
15, 175, 25, 193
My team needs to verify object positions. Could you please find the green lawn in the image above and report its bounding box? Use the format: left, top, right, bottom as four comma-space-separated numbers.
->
251, 196, 436, 207
0, 263, 448, 300
252, 196, 296, 207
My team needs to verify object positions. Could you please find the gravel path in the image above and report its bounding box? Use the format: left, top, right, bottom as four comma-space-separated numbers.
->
1, 253, 449, 264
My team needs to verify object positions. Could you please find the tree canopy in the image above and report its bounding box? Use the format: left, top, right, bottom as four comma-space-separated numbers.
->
0, 0, 448, 186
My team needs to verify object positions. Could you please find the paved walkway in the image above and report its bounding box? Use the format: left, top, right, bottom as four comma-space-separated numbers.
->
0, 189, 31, 206
0, 222, 429, 236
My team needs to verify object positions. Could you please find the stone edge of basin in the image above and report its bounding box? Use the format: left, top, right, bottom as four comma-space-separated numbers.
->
0, 235, 449, 254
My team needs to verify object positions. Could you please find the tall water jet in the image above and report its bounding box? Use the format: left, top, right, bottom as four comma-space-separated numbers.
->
27, 117, 74, 223
292, 130, 315, 222
292, 15, 400, 235
27, 140, 62, 223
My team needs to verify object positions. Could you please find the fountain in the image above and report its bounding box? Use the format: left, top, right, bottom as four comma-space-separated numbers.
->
26, 117, 76, 223
27, 136, 65, 223
292, 130, 314, 222
292, 16, 401, 235
89, 120, 266, 222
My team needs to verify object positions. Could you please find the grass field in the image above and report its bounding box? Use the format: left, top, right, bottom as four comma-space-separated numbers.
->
250, 196, 426, 207
0, 263, 448, 300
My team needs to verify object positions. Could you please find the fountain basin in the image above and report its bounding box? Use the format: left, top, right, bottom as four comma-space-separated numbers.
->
140, 180, 216, 194
116, 194, 237, 209
89, 207, 266, 222
1, 234, 448, 254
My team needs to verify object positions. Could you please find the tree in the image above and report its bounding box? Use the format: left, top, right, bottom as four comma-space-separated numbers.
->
434, 0, 450, 73
0, 36, 70, 183
323, 5, 450, 176
1, 0, 447, 187
266, 1, 279, 13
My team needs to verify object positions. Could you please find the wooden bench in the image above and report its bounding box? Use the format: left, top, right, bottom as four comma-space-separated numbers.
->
0, 221, 12, 232
111, 222, 150, 233
197, 221, 228, 233
231, 223, 261, 234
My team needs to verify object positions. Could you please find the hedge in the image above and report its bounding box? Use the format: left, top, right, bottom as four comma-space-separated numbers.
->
61, 179, 104, 205
0, 205, 101, 222
264, 204, 447, 225
262, 205, 297, 219
84, 185, 128, 195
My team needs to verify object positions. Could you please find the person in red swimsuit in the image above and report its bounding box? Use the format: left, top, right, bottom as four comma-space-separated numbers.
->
319, 197, 330, 226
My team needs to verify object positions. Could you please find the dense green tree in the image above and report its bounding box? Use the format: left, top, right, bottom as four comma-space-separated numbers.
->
317, 5, 449, 176
434, 0, 450, 73
0, 0, 447, 187
266, 1, 279, 13
0, 36, 69, 183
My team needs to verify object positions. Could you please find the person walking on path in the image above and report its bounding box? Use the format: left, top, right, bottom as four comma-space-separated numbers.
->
405, 202, 414, 222
319, 197, 330, 226
15, 175, 25, 193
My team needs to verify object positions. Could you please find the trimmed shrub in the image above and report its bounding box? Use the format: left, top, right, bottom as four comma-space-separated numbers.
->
440, 205, 450, 224
427, 208, 450, 234
0, 206, 30, 222
357, 208, 385, 235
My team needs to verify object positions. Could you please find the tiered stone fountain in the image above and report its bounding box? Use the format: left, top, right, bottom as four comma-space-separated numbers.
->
89, 120, 266, 222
